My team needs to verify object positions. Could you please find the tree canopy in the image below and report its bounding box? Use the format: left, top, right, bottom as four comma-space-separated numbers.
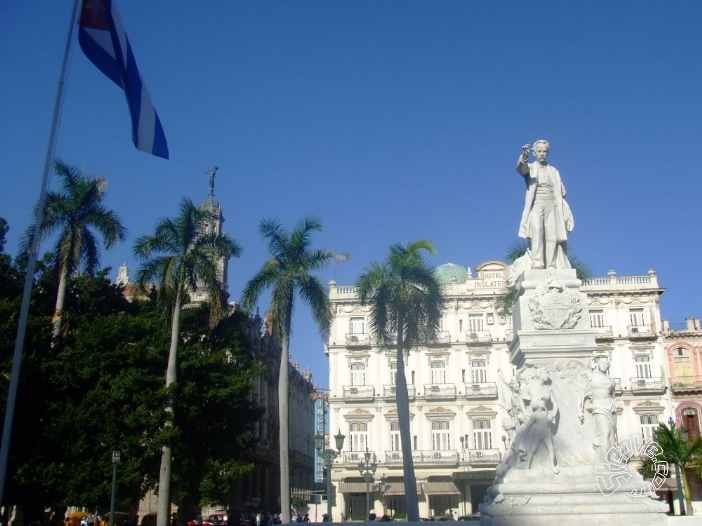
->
0, 232, 259, 521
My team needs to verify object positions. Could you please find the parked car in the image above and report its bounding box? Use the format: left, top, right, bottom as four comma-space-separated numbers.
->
65, 512, 89, 526
100, 512, 130, 526
207, 515, 227, 526
456, 516, 480, 522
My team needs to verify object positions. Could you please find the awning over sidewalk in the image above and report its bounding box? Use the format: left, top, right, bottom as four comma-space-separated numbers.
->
338, 482, 370, 493
383, 482, 421, 495
422, 481, 461, 495
339, 481, 422, 494
647, 478, 678, 491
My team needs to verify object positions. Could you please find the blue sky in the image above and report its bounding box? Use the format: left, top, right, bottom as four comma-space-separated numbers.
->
1, 1, 700, 389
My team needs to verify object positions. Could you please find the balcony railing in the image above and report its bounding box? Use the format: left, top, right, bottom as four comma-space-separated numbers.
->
382, 384, 416, 398
342, 385, 375, 399
465, 331, 492, 344
345, 333, 372, 347
467, 448, 501, 464
629, 377, 664, 392
427, 331, 451, 345
342, 450, 377, 464
463, 382, 498, 398
613, 377, 623, 394
670, 376, 702, 392
627, 325, 655, 338
384, 450, 459, 464
424, 383, 457, 398
591, 325, 613, 338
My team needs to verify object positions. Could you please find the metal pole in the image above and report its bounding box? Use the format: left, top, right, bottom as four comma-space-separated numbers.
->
326, 455, 332, 521
110, 462, 118, 526
675, 462, 686, 515
365, 476, 370, 518
0, 0, 81, 508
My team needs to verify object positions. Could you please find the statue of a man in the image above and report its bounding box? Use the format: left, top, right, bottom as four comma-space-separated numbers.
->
206, 166, 219, 194
516, 140, 574, 269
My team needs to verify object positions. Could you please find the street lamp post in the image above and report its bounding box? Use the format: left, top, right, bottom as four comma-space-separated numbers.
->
315, 430, 345, 522
668, 417, 686, 516
110, 451, 121, 526
358, 446, 377, 517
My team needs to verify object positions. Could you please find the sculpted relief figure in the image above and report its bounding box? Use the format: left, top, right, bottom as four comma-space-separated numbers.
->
579, 356, 618, 463
497, 367, 559, 475
520, 367, 560, 474
497, 368, 523, 447
508, 141, 574, 287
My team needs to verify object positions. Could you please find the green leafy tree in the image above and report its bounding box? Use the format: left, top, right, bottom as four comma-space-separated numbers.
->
21, 160, 127, 347
356, 240, 445, 521
495, 239, 592, 317
171, 307, 262, 520
241, 217, 337, 523
0, 244, 54, 519
0, 265, 157, 518
640, 423, 702, 512
133, 198, 242, 526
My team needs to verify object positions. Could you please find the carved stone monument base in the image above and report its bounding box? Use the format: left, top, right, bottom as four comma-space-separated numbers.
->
480, 465, 667, 526
479, 270, 668, 525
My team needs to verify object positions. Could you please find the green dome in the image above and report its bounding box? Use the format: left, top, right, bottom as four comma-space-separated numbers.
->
434, 263, 468, 284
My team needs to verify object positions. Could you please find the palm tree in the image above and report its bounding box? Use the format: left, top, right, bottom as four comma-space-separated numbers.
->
640, 422, 702, 514
356, 240, 445, 521
495, 239, 593, 316
133, 198, 241, 526
242, 217, 337, 523
21, 159, 127, 346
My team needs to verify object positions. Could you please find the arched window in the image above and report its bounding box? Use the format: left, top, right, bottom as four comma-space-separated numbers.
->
682, 407, 701, 441
673, 347, 693, 383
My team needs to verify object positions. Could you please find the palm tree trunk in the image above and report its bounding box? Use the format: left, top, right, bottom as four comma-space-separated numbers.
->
395, 318, 419, 521
51, 268, 69, 348
279, 334, 291, 523
157, 288, 183, 526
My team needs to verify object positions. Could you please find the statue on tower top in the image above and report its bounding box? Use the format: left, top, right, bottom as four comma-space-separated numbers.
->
206, 166, 219, 195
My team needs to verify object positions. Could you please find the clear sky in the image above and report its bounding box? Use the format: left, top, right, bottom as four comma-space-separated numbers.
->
1, 1, 700, 390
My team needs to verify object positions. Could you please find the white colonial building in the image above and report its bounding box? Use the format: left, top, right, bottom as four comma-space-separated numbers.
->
324, 262, 700, 518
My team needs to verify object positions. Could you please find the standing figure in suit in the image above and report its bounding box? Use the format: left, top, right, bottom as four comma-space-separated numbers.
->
516, 140, 574, 270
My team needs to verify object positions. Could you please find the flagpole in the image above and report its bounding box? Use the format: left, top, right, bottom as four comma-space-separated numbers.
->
0, 0, 82, 509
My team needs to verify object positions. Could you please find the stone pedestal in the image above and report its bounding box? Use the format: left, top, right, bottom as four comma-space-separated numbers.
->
479, 270, 668, 525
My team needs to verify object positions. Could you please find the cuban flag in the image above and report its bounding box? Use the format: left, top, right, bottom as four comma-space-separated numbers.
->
78, 0, 169, 159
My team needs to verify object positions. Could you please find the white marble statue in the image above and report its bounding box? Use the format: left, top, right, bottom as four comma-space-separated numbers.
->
497, 369, 523, 447
579, 356, 618, 463
514, 140, 574, 271
520, 367, 559, 474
